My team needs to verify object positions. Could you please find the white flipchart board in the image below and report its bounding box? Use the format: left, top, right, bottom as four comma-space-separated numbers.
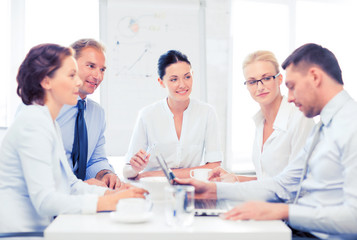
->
99, 0, 204, 156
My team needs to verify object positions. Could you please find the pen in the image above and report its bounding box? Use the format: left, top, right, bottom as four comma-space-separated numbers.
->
144, 143, 156, 160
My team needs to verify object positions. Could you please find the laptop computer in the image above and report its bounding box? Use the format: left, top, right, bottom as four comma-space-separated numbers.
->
155, 154, 237, 216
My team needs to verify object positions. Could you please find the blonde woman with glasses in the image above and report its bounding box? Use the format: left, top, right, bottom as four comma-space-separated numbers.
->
210, 50, 315, 182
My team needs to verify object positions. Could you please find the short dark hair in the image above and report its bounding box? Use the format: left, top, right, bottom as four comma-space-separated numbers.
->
157, 50, 191, 79
17, 43, 74, 105
282, 43, 343, 85
71, 38, 105, 59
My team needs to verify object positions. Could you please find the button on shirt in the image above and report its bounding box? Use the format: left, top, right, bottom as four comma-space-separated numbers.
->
125, 98, 223, 171
217, 90, 357, 239
57, 98, 114, 179
252, 96, 315, 179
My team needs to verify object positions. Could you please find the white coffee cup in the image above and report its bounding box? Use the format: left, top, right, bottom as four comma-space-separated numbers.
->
189, 168, 211, 182
116, 198, 152, 216
140, 176, 170, 200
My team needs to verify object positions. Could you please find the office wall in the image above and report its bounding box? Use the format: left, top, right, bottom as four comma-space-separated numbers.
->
0, 0, 231, 162
204, 0, 231, 167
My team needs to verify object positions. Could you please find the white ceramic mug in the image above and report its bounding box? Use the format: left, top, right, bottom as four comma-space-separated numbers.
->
189, 168, 211, 182
116, 198, 152, 216
139, 176, 170, 200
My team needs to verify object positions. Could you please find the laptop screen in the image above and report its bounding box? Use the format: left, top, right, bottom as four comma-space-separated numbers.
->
155, 154, 235, 216
155, 154, 175, 184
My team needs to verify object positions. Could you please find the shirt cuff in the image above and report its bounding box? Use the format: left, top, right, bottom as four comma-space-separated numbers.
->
288, 204, 314, 232
123, 165, 139, 179
86, 160, 115, 179
204, 151, 224, 163
216, 182, 240, 200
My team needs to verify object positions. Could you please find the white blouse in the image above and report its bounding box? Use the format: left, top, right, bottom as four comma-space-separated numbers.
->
125, 98, 223, 176
252, 96, 315, 179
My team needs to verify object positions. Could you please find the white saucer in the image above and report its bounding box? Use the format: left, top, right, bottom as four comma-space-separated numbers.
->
110, 211, 153, 223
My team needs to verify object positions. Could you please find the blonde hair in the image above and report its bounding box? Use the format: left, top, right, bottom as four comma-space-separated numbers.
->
242, 50, 280, 73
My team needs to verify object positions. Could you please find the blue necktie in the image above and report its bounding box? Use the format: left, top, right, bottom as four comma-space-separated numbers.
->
71, 100, 88, 180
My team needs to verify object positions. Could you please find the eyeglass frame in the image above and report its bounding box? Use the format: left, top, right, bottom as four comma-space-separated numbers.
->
244, 72, 281, 87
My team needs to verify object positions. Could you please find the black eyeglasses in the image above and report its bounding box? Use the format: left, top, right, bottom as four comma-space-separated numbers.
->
244, 73, 281, 87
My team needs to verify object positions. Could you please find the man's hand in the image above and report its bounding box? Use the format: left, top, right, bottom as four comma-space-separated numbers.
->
96, 170, 122, 190
174, 177, 217, 199
221, 201, 289, 221
102, 173, 122, 189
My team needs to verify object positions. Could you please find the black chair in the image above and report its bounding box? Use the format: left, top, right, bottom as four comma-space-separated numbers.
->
0, 232, 43, 238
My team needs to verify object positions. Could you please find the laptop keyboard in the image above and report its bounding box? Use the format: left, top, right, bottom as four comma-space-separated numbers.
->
195, 199, 228, 210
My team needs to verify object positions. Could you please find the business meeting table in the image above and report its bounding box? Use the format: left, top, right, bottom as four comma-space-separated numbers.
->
44, 200, 292, 240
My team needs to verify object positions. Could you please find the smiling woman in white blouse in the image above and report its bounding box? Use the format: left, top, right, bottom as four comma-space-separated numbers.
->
209, 50, 315, 182
0, 44, 147, 234
123, 50, 223, 179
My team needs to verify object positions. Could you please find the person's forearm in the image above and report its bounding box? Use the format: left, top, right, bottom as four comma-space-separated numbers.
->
96, 169, 114, 180
136, 162, 222, 179
97, 195, 115, 212
289, 204, 357, 234
236, 175, 257, 182
172, 162, 221, 178
195, 182, 217, 199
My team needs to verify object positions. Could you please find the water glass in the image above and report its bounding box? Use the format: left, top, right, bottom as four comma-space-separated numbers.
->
164, 185, 195, 227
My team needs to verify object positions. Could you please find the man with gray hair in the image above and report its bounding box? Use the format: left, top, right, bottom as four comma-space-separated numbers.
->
57, 38, 122, 189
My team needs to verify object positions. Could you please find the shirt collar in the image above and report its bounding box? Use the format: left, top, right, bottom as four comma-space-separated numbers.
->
161, 97, 192, 117
76, 96, 87, 109
320, 89, 350, 127
253, 96, 290, 132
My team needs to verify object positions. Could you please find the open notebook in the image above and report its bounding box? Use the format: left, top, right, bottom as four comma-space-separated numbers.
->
155, 154, 237, 216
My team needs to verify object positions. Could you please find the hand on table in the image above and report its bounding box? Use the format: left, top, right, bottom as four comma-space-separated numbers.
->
94, 170, 122, 190
221, 201, 289, 221
208, 167, 239, 183
85, 178, 108, 188
98, 187, 149, 212
101, 173, 122, 189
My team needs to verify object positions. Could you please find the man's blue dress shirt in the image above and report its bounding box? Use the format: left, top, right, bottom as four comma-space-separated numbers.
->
57, 97, 114, 180
217, 90, 357, 239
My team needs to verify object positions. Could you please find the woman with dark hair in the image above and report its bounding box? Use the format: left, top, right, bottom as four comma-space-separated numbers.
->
0, 44, 147, 233
123, 50, 223, 179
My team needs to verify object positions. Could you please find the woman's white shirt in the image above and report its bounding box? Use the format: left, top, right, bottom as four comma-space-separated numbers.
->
252, 96, 315, 179
124, 98, 223, 177
0, 105, 106, 232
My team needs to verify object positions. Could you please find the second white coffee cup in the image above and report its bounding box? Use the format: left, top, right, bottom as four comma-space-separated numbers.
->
189, 168, 211, 182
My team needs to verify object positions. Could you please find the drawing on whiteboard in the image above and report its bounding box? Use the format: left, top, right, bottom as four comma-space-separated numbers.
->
110, 40, 153, 78
117, 16, 140, 38
110, 13, 168, 79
